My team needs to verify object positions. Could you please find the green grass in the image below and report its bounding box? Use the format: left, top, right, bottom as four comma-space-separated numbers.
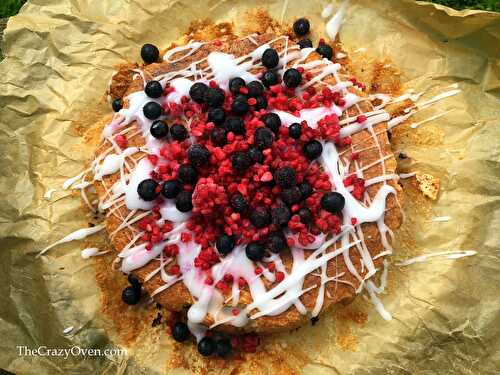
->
0, 0, 26, 18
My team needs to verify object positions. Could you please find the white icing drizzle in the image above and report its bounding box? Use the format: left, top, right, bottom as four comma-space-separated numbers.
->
37, 225, 105, 257
399, 172, 416, 179
63, 326, 74, 334
44, 188, 56, 200
322, 4, 334, 18
81, 247, 110, 259
432, 216, 451, 222
396, 250, 476, 266
325, 0, 349, 41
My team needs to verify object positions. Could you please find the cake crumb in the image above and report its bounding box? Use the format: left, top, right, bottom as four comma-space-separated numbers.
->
416, 172, 440, 200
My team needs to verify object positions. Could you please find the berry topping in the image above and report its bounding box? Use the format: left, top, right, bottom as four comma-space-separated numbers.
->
298, 207, 313, 224
143, 101, 163, 120
172, 322, 190, 342
161, 180, 181, 199
321, 192, 345, 213
283, 68, 302, 88
211, 127, 227, 146
170, 123, 188, 141
188, 144, 210, 167
215, 338, 232, 357
288, 122, 302, 139
262, 70, 279, 87
262, 112, 281, 133
293, 18, 310, 36
112, 98, 122, 112
254, 127, 274, 150
281, 186, 302, 206
248, 147, 264, 164
247, 81, 264, 97
298, 182, 313, 198
262, 48, 280, 69
250, 207, 271, 228
225, 116, 245, 135
229, 77, 246, 94
145, 80, 163, 98
140, 43, 159, 64
176, 191, 193, 212
303, 140, 323, 159
271, 205, 291, 226
189, 82, 209, 103
207, 107, 226, 125
137, 179, 159, 201
254, 96, 268, 110
150, 120, 169, 139
230, 193, 248, 213
127, 273, 141, 289
204, 87, 225, 107
122, 286, 141, 305
231, 151, 252, 171
177, 164, 198, 184
267, 232, 286, 253
246, 242, 265, 261
316, 43, 333, 60
298, 38, 313, 49
232, 97, 249, 115
198, 337, 215, 356
216, 235, 235, 255
274, 166, 296, 188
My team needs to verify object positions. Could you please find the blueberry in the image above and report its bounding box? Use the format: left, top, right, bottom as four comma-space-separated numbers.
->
262, 48, 280, 69
122, 286, 141, 305
316, 44, 333, 60
271, 205, 291, 226
211, 127, 227, 146
293, 18, 310, 36
177, 164, 198, 184
246, 242, 265, 261
281, 186, 302, 206
274, 166, 296, 188
145, 80, 163, 98
170, 123, 188, 141
320, 192, 345, 213
204, 87, 225, 107
298, 38, 313, 49
137, 179, 159, 201
176, 191, 193, 212
161, 180, 181, 199
248, 147, 264, 164
298, 207, 313, 224
231, 151, 252, 171
254, 127, 274, 150
230, 193, 248, 213
232, 97, 249, 115
261, 70, 279, 87
288, 122, 302, 139
254, 96, 268, 110
141, 43, 159, 64
250, 207, 271, 228
262, 112, 281, 133
267, 232, 286, 253
225, 116, 245, 135
188, 144, 210, 167
189, 82, 209, 103
150, 120, 169, 139
303, 140, 323, 159
229, 77, 246, 95
247, 81, 264, 97
143, 101, 163, 120
112, 98, 122, 112
127, 273, 141, 290
298, 182, 313, 198
207, 108, 226, 125
198, 337, 215, 356
172, 322, 190, 342
216, 235, 235, 255
215, 338, 232, 357
283, 68, 302, 88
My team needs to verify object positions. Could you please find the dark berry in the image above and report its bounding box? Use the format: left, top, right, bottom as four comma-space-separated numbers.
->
261, 70, 279, 87
225, 116, 245, 135
141, 43, 159, 64
267, 232, 286, 253
321, 192, 345, 213
298, 207, 313, 224
204, 87, 225, 107
293, 18, 310, 36
207, 107, 226, 125
161, 180, 181, 199
172, 322, 190, 342
215, 338, 232, 357
262, 48, 280, 69
248, 147, 264, 164
262, 112, 281, 133
177, 164, 198, 184
145, 80, 163, 98
127, 273, 141, 290
246, 242, 265, 261
247, 81, 264, 97
316, 44, 333, 60
112, 98, 122, 112
137, 179, 159, 201
229, 77, 246, 94
211, 127, 227, 146
232, 97, 249, 115
230, 193, 248, 213
231, 151, 252, 171
274, 166, 296, 188
176, 191, 193, 212
272, 205, 291, 226
216, 235, 235, 255
254, 96, 268, 110
170, 123, 188, 141
254, 127, 274, 150
250, 207, 271, 228
298, 182, 313, 198
298, 38, 313, 49
198, 337, 215, 357
283, 68, 302, 88
122, 286, 141, 305
143, 101, 163, 120
288, 122, 302, 139
150, 120, 169, 139
189, 82, 208, 103
303, 140, 323, 159
281, 186, 302, 206
188, 144, 210, 167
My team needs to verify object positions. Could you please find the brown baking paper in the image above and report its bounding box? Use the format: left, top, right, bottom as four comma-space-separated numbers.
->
0, 0, 499, 373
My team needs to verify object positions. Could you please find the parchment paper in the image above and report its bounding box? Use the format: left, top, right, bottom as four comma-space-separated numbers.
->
0, 0, 499, 374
